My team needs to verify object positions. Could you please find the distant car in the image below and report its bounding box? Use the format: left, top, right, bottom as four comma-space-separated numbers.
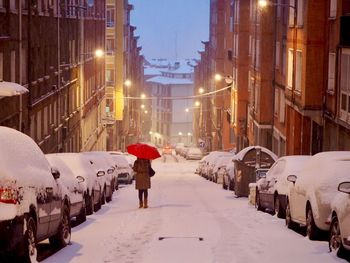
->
175, 143, 185, 155
162, 145, 172, 155
0, 127, 71, 262
212, 155, 234, 184
185, 147, 203, 160
46, 154, 87, 224
328, 181, 350, 256
286, 152, 350, 240
255, 156, 310, 218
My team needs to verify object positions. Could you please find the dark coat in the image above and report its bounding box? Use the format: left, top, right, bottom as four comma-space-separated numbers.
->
133, 158, 151, 190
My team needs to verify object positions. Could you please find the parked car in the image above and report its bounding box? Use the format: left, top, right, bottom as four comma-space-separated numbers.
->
206, 152, 235, 181
212, 155, 234, 184
46, 153, 104, 214
162, 145, 173, 155
223, 162, 235, 190
328, 181, 350, 257
0, 127, 71, 262
185, 147, 203, 160
46, 154, 87, 224
109, 153, 133, 184
286, 152, 350, 240
255, 156, 310, 218
82, 152, 115, 204
175, 143, 185, 155
197, 156, 208, 175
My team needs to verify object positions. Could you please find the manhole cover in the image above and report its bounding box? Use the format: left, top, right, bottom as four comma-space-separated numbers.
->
158, 236, 204, 241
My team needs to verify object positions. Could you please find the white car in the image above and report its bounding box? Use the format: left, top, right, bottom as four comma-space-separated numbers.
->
223, 162, 235, 190
46, 154, 87, 224
328, 181, 350, 256
212, 155, 234, 184
109, 153, 133, 184
185, 147, 203, 160
255, 156, 310, 218
82, 152, 115, 204
206, 152, 235, 181
0, 127, 71, 261
45, 153, 103, 214
286, 152, 350, 240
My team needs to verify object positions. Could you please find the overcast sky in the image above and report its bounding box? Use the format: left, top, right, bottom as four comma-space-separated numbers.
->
129, 0, 210, 60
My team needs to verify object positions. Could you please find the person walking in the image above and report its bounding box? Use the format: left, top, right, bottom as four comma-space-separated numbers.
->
133, 158, 152, 208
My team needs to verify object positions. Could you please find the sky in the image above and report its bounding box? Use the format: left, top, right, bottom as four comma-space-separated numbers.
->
129, 0, 210, 60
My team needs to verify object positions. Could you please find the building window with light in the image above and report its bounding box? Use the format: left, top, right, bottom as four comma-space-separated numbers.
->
339, 49, 350, 122
295, 50, 302, 93
328, 53, 336, 92
297, 0, 304, 27
289, 0, 295, 26
287, 49, 294, 89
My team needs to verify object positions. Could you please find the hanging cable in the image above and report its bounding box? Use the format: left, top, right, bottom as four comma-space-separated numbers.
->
124, 85, 231, 100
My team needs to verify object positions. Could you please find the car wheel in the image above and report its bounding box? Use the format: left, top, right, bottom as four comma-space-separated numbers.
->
274, 195, 285, 218
49, 205, 71, 248
21, 216, 37, 263
101, 188, 106, 205
94, 193, 102, 212
306, 206, 320, 240
285, 200, 295, 229
329, 215, 347, 257
86, 193, 93, 215
255, 191, 263, 211
76, 199, 87, 224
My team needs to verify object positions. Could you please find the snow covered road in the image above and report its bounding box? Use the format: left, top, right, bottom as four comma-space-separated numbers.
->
41, 158, 347, 263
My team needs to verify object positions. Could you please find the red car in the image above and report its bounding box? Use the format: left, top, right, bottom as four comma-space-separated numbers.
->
162, 145, 172, 155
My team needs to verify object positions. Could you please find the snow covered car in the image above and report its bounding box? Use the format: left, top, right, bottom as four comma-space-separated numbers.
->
175, 143, 185, 155
162, 145, 173, 155
223, 162, 235, 190
82, 152, 115, 204
185, 147, 203, 160
46, 154, 87, 224
212, 155, 234, 184
328, 182, 350, 256
286, 152, 350, 240
0, 127, 71, 261
255, 156, 310, 218
47, 153, 104, 214
206, 152, 235, 181
109, 153, 133, 184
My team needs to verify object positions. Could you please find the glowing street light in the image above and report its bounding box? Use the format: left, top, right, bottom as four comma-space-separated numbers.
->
94, 49, 104, 58
178, 132, 183, 136
195, 101, 200, 107
124, 79, 132, 87
258, 0, 268, 8
141, 104, 145, 109
149, 131, 153, 135
185, 108, 189, 113
198, 87, 204, 94
215, 73, 223, 82
140, 93, 146, 99
187, 132, 192, 136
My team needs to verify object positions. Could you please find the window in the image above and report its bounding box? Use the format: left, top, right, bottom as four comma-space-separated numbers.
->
43, 107, 48, 136
106, 39, 115, 54
287, 49, 294, 89
106, 69, 114, 83
37, 111, 42, 141
11, 51, 16, 82
339, 49, 350, 121
328, 53, 336, 92
282, 41, 287, 76
0, 0, 4, 8
274, 89, 279, 116
279, 91, 285, 123
106, 7, 115, 27
289, 0, 295, 26
256, 39, 260, 69
295, 50, 302, 93
297, 0, 304, 26
21, 48, 27, 84
330, 0, 337, 18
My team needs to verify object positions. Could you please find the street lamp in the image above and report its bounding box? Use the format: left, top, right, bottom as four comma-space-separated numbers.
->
124, 79, 132, 87
198, 87, 204, 94
195, 101, 200, 107
94, 49, 104, 58
214, 73, 222, 82
140, 93, 146, 99
185, 108, 189, 113
141, 104, 145, 109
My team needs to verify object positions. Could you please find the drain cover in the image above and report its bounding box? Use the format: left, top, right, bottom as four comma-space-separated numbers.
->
158, 236, 204, 241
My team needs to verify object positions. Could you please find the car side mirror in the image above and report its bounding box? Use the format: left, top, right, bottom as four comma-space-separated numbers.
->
287, 174, 297, 184
76, 176, 85, 183
107, 168, 114, 174
97, 171, 105, 177
338, 182, 350, 194
51, 168, 60, 179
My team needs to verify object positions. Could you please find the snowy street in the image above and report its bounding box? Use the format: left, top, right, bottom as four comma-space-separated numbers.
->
41, 158, 346, 263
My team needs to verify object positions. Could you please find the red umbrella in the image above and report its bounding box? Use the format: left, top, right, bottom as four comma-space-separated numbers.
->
126, 143, 161, 160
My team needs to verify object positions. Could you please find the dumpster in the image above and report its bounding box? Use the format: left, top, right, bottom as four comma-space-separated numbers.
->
233, 146, 277, 197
